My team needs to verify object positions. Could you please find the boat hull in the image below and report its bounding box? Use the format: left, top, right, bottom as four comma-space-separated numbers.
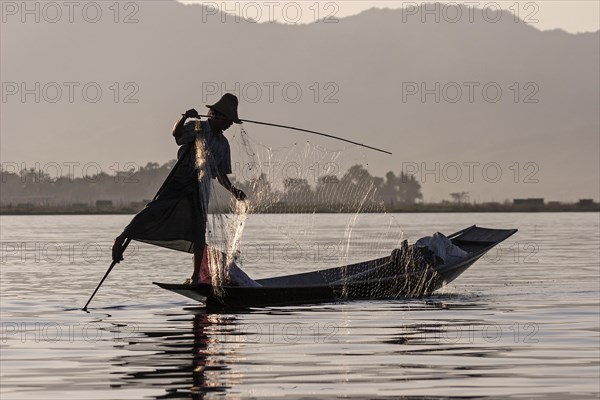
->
154, 225, 516, 308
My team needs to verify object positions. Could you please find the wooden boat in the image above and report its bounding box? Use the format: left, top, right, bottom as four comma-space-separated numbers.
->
154, 225, 517, 308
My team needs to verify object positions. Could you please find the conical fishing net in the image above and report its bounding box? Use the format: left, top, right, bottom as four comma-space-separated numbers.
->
195, 122, 439, 299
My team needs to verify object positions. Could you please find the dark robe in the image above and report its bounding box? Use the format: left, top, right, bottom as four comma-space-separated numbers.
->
120, 144, 205, 253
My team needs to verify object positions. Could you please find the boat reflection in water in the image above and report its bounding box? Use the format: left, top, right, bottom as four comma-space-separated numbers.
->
112, 308, 240, 399
107, 297, 546, 399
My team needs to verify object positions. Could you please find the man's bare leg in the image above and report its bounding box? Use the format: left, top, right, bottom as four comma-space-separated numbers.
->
192, 243, 205, 283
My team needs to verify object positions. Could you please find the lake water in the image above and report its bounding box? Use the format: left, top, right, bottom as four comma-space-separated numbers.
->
1, 213, 599, 399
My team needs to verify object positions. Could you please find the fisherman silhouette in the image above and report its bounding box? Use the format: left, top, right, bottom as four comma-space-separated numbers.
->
112, 93, 246, 284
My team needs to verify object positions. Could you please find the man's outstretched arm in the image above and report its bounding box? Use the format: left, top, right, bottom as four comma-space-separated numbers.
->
173, 109, 199, 141
216, 174, 246, 201
112, 234, 127, 263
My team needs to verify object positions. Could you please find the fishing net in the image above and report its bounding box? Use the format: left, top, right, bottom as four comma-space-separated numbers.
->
194, 121, 441, 299
328, 241, 443, 299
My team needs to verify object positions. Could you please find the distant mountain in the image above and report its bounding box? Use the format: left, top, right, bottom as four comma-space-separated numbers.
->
2, 1, 598, 202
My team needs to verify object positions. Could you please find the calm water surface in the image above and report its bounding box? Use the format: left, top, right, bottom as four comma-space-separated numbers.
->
1, 213, 599, 399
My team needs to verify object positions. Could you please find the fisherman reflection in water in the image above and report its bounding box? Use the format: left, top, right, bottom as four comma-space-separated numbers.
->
112, 93, 247, 284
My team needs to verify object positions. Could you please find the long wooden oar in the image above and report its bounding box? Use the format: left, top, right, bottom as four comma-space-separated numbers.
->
82, 238, 131, 311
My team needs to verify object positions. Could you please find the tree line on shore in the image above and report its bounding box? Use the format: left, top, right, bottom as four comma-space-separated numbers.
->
0, 161, 423, 209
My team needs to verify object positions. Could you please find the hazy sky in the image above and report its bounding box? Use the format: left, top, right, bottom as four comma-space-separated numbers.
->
2, 0, 598, 202
182, 1, 599, 33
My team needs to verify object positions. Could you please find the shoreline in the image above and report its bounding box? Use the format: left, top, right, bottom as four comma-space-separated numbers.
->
2, 204, 598, 215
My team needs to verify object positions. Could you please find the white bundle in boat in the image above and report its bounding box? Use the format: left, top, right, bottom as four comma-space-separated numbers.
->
415, 232, 469, 265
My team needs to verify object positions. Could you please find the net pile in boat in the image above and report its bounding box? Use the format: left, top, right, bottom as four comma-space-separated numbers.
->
323, 241, 443, 299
